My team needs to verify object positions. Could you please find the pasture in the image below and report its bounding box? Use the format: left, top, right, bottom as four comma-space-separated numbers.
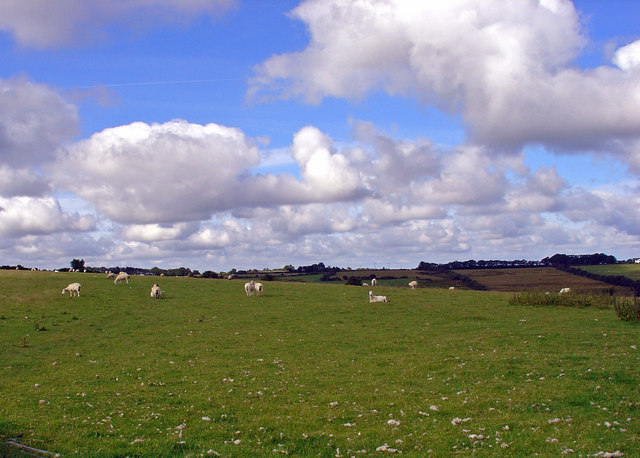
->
0, 270, 638, 456
580, 264, 640, 282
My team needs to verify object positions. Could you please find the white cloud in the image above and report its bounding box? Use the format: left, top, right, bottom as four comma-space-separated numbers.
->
53, 120, 262, 224
53, 121, 366, 225
0, 196, 95, 237
0, 0, 236, 48
249, 0, 640, 153
0, 76, 78, 169
613, 39, 640, 71
291, 126, 363, 200
0, 166, 51, 197
120, 222, 199, 242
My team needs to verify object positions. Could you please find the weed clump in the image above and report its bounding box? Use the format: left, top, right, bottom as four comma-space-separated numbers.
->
613, 297, 640, 322
509, 291, 615, 309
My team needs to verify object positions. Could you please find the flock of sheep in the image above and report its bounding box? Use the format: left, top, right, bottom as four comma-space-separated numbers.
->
61, 271, 163, 300
60, 274, 482, 303
243, 280, 264, 296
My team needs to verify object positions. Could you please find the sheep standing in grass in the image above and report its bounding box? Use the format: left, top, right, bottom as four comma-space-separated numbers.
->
409, 280, 418, 289
62, 283, 81, 297
369, 290, 388, 303
371, 278, 377, 287
114, 272, 129, 285
255, 282, 264, 296
559, 287, 571, 294
106, 271, 115, 279
244, 280, 256, 296
150, 283, 162, 299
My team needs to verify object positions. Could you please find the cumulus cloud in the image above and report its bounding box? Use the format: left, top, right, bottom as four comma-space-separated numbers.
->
504, 166, 566, 213
291, 126, 363, 200
613, 39, 640, 71
0, 76, 78, 169
0, 0, 236, 48
249, 0, 640, 153
53, 120, 366, 225
53, 120, 262, 224
120, 222, 199, 242
0, 196, 95, 237
0, 166, 51, 197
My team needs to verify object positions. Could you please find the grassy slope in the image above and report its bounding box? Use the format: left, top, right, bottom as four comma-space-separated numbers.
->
0, 271, 638, 456
580, 264, 640, 282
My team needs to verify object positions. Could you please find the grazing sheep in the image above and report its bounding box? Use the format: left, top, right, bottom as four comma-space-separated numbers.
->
227, 274, 235, 280
449, 286, 455, 290
559, 287, 571, 294
150, 283, 162, 299
408, 280, 418, 289
371, 278, 377, 287
62, 282, 81, 297
255, 282, 264, 296
106, 271, 115, 279
244, 280, 256, 296
114, 272, 130, 285
369, 290, 388, 303
362, 282, 369, 286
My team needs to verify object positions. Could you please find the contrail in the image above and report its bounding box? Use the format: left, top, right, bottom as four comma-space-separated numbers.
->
79, 78, 229, 89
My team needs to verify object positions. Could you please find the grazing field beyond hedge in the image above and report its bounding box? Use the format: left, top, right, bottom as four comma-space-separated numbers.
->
580, 264, 640, 282
0, 270, 638, 456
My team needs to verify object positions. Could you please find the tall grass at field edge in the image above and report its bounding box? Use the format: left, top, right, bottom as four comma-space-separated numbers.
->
509, 291, 640, 321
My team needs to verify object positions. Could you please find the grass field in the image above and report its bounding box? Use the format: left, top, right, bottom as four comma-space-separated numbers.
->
1, 270, 638, 456
580, 264, 640, 282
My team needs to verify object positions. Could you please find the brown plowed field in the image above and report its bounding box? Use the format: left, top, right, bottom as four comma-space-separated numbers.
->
454, 267, 634, 295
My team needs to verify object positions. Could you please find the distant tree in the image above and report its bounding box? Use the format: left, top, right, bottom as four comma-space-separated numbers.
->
202, 271, 219, 279
283, 264, 295, 272
417, 261, 439, 271
70, 259, 85, 271
150, 267, 164, 276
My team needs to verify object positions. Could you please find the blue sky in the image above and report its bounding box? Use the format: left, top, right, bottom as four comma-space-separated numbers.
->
1, 0, 640, 271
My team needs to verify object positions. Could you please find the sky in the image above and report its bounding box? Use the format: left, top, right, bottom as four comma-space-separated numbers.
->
1, 0, 640, 272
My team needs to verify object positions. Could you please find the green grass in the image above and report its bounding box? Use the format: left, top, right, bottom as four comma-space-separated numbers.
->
0, 271, 639, 456
580, 264, 640, 281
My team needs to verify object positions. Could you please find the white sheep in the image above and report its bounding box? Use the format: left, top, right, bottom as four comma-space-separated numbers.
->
371, 278, 377, 287
369, 290, 388, 303
362, 282, 369, 286
255, 282, 264, 296
62, 282, 81, 297
228, 274, 235, 280
150, 283, 162, 299
559, 287, 571, 294
449, 286, 455, 290
106, 271, 115, 279
408, 280, 418, 289
244, 280, 256, 296
114, 272, 130, 284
